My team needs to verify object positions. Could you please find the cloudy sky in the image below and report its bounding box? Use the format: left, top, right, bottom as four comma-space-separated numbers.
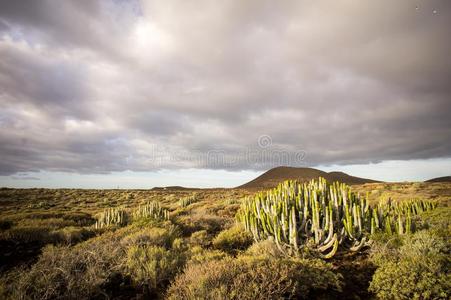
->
1, 0, 450, 188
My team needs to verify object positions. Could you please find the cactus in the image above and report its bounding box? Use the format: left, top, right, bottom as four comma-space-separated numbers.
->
95, 207, 128, 229
236, 177, 437, 258
133, 201, 170, 221
179, 193, 198, 208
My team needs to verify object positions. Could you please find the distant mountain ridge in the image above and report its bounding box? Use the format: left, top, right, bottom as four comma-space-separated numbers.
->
237, 166, 380, 189
425, 176, 451, 183
151, 186, 200, 191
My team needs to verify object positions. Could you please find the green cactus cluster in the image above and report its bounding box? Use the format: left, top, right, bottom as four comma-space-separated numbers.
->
133, 201, 170, 221
374, 198, 437, 235
95, 202, 170, 228
179, 193, 198, 208
236, 177, 437, 258
95, 207, 128, 229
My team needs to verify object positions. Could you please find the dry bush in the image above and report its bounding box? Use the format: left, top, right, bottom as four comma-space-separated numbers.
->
0, 226, 53, 243
17, 217, 78, 229
0, 224, 95, 245
177, 213, 229, 235
51, 226, 96, 245
62, 212, 95, 226
245, 238, 285, 258
166, 256, 342, 300
0, 227, 136, 299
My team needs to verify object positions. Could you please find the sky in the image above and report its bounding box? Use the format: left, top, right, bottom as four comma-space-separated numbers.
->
0, 0, 450, 188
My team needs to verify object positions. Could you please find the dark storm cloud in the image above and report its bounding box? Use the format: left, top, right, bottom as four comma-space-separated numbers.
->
0, 0, 450, 175
0, 42, 90, 119
0, 1, 104, 49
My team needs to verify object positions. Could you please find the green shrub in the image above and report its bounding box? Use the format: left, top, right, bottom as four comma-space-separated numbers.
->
27, 201, 53, 209
51, 226, 95, 245
212, 224, 253, 254
177, 213, 227, 235
0, 224, 94, 245
189, 230, 211, 248
188, 246, 229, 264
63, 212, 95, 226
0, 226, 52, 243
369, 230, 450, 300
121, 225, 181, 249
414, 206, 451, 238
166, 256, 342, 299
127, 245, 185, 291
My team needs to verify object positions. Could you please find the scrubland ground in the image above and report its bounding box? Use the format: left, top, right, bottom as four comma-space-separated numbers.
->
0, 182, 449, 299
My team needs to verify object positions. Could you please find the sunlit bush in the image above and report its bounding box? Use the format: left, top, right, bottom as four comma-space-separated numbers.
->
188, 246, 229, 264
121, 225, 181, 249
369, 230, 450, 300
166, 256, 342, 299
126, 245, 185, 292
212, 224, 253, 254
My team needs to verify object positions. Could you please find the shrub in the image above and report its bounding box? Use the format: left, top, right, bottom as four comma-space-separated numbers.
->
188, 246, 229, 264
414, 206, 451, 239
212, 224, 253, 254
0, 220, 12, 230
126, 245, 186, 292
189, 230, 211, 248
121, 225, 181, 249
18, 217, 77, 229
177, 213, 227, 235
1, 228, 133, 299
51, 226, 95, 245
0, 226, 52, 243
245, 238, 285, 258
369, 230, 450, 300
63, 212, 95, 226
27, 201, 53, 209
166, 256, 342, 299
0, 224, 95, 245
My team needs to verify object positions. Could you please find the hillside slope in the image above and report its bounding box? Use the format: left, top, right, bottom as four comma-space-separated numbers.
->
425, 176, 451, 183
238, 166, 380, 189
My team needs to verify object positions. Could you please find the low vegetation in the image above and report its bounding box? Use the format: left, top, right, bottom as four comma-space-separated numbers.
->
0, 181, 449, 299
166, 256, 342, 299
369, 230, 450, 299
